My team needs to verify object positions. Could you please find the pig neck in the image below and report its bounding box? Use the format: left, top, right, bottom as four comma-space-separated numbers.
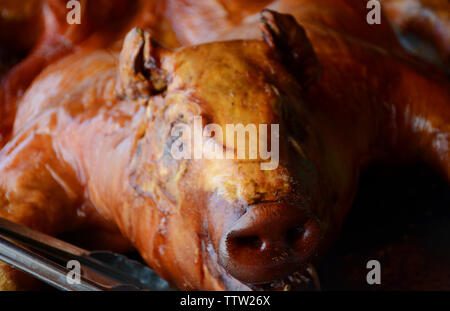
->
296, 31, 450, 238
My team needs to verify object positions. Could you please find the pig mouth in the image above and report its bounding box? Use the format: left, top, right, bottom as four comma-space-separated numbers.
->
205, 237, 321, 291
218, 262, 321, 291
243, 264, 321, 291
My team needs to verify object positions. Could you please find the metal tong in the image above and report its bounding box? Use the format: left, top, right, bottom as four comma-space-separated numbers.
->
0, 217, 170, 291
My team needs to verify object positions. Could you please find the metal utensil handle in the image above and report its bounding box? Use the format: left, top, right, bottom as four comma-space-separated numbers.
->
0, 217, 141, 289
0, 218, 86, 257
0, 235, 103, 291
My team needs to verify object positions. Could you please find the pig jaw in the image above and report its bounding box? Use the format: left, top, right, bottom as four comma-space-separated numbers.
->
196, 155, 323, 290
201, 194, 322, 291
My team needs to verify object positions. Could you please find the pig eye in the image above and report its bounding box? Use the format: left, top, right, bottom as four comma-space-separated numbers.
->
164, 117, 192, 160
166, 120, 184, 148
166, 132, 183, 151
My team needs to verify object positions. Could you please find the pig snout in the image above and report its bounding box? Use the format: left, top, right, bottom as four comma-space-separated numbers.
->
218, 203, 320, 284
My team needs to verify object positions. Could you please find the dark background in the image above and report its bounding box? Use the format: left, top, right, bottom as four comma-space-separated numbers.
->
318, 162, 450, 290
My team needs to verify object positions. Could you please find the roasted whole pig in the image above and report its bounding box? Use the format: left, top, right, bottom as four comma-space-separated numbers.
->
0, 0, 449, 290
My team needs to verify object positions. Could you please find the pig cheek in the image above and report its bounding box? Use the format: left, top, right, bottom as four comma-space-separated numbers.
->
204, 194, 247, 256
169, 216, 204, 289
159, 194, 206, 288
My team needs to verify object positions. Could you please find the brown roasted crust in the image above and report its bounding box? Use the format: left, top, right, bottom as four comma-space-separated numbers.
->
0, 0, 448, 291
0, 262, 42, 291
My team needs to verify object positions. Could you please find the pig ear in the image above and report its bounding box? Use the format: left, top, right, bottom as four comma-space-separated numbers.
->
260, 10, 321, 88
116, 27, 168, 100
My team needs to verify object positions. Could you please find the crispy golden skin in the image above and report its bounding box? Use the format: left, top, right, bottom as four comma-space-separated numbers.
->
0, 0, 449, 290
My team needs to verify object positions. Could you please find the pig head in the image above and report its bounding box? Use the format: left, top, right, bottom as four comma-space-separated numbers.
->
117, 14, 354, 290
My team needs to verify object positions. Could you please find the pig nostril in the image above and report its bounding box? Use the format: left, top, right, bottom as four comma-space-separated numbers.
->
231, 235, 262, 250
285, 225, 304, 245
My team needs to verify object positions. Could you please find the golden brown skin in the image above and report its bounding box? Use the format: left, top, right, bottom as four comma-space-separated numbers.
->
0, 0, 140, 147
0, 0, 449, 290
382, 0, 450, 65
